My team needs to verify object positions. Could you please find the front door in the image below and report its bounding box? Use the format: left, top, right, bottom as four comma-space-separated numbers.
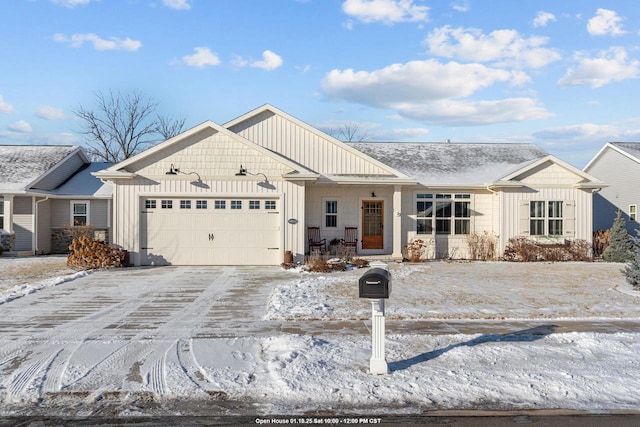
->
362, 200, 383, 249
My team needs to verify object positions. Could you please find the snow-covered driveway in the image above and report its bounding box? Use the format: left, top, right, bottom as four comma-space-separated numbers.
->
0, 261, 639, 417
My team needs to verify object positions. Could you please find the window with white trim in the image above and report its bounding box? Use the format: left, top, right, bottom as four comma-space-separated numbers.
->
530, 201, 564, 236
0, 199, 4, 229
324, 200, 338, 228
161, 200, 173, 209
180, 200, 191, 209
71, 201, 89, 226
416, 194, 470, 235
196, 200, 207, 209
249, 200, 260, 210
231, 200, 242, 210
215, 200, 226, 209
630, 205, 637, 221
145, 199, 156, 209
265, 200, 276, 210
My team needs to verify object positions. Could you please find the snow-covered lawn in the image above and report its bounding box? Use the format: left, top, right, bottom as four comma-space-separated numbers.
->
0, 259, 639, 417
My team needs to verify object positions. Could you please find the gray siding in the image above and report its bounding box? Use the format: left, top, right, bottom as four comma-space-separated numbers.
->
13, 196, 33, 251
37, 198, 51, 254
586, 148, 640, 234
31, 152, 86, 191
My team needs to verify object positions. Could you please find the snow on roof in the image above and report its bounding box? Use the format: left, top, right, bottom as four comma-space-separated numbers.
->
350, 142, 548, 185
0, 145, 79, 191
50, 162, 114, 197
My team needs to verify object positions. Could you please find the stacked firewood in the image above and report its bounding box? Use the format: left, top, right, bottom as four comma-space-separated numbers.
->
67, 236, 127, 269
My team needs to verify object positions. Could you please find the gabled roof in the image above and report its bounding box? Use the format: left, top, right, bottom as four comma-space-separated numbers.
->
97, 119, 318, 180
351, 142, 549, 186
49, 162, 113, 198
583, 142, 640, 171
225, 104, 411, 181
498, 154, 605, 189
0, 145, 86, 192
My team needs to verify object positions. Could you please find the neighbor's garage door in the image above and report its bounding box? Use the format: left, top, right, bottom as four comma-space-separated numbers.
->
140, 197, 280, 265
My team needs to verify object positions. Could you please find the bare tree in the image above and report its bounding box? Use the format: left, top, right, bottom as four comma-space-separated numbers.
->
73, 90, 186, 162
326, 122, 371, 142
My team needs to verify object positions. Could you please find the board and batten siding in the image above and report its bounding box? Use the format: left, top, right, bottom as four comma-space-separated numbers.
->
112, 177, 305, 265
229, 111, 392, 176
585, 147, 640, 233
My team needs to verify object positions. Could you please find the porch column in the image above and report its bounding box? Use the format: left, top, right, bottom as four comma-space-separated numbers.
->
3, 195, 13, 232
392, 185, 403, 260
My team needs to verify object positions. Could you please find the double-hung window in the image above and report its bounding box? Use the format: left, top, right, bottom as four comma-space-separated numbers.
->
324, 200, 338, 228
0, 199, 3, 229
416, 194, 470, 235
71, 201, 89, 226
530, 201, 563, 236
631, 205, 637, 221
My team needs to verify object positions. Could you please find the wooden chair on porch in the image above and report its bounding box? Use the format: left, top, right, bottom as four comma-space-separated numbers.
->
341, 226, 358, 255
307, 226, 326, 254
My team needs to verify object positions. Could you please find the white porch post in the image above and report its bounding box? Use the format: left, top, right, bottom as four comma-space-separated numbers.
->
4, 195, 14, 233
392, 185, 403, 260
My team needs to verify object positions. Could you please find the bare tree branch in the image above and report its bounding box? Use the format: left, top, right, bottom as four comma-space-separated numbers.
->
325, 122, 371, 142
73, 90, 186, 162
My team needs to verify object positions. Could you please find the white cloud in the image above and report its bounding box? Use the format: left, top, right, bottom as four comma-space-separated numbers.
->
425, 26, 561, 69
0, 95, 15, 114
395, 98, 553, 126
558, 47, 640, 88
49, 0, 91, 7
322, 60, 513, 106
36, 105, 66, 120
587, 8, 626, 36
231, 54, 249, 68
532, 11, 556, 28
251, 50, 283, 71
54, 33, 142, 51
321, 59, 553, 126
342, 0, 429, 25
451, 1, 470, 13
163, 0, 191, 10
8, 120, 32, 133
180, 47, 221, 68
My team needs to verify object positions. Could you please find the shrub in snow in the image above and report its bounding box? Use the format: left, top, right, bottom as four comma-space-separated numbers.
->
623, 231, 640, 290
466, 231, 498, 260
503, 237, 592, 262
603, 211, 634, 263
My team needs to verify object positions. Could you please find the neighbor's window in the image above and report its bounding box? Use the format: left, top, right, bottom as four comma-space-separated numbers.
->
214, 200, 226, 209
325, 200, 338, 228
631, 205, 637, 221
249, 200, 260, 210
231, 200, 242, 210
265, 200, 276, 210
196, 200, 207, 209
180, 200, 191, 209
530, 201, 563, 235
416, 194, 470, 235
71, 201, 89, 226
145, 199, 156, 209
161, 200, 173, 209
0, 199, 4, 229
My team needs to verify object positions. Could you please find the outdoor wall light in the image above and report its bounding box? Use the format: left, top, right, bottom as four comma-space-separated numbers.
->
165, 164, 203, 183
371, 192, 377, 198
235, 164, 274, 190
235, 165, 248, 176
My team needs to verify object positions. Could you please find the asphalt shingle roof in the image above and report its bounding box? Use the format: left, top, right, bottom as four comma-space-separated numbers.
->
350, 142, 549, 185
610, 142, 640, 162
0, 145, 78, 191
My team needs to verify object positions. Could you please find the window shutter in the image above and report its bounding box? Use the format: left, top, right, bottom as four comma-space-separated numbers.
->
519, 200, 530, 235
564, 200, 576, 237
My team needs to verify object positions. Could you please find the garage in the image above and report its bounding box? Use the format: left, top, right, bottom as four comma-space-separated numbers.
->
140, 197, 281, 265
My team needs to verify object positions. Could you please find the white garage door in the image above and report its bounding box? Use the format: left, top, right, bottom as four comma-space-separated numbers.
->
140, 197, 281, 265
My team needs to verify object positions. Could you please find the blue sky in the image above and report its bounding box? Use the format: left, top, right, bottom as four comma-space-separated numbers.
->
1, 0, 640, 168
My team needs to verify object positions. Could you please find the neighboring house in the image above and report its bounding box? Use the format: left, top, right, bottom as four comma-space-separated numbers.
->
0, 145, 112, 255
583, 142, 640, 235
94, 104, 605, 266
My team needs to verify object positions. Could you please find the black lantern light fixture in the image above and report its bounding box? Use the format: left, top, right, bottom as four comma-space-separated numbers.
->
166, 164, 179, 175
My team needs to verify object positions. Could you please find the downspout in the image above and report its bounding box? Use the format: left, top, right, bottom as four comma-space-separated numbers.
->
34, 196, 49, 255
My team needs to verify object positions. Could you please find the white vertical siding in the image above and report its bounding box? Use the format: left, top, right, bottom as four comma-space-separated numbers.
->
230, 112, 391, 176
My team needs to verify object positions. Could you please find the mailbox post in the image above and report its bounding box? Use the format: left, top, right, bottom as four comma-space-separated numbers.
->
359, 261, 391, 375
